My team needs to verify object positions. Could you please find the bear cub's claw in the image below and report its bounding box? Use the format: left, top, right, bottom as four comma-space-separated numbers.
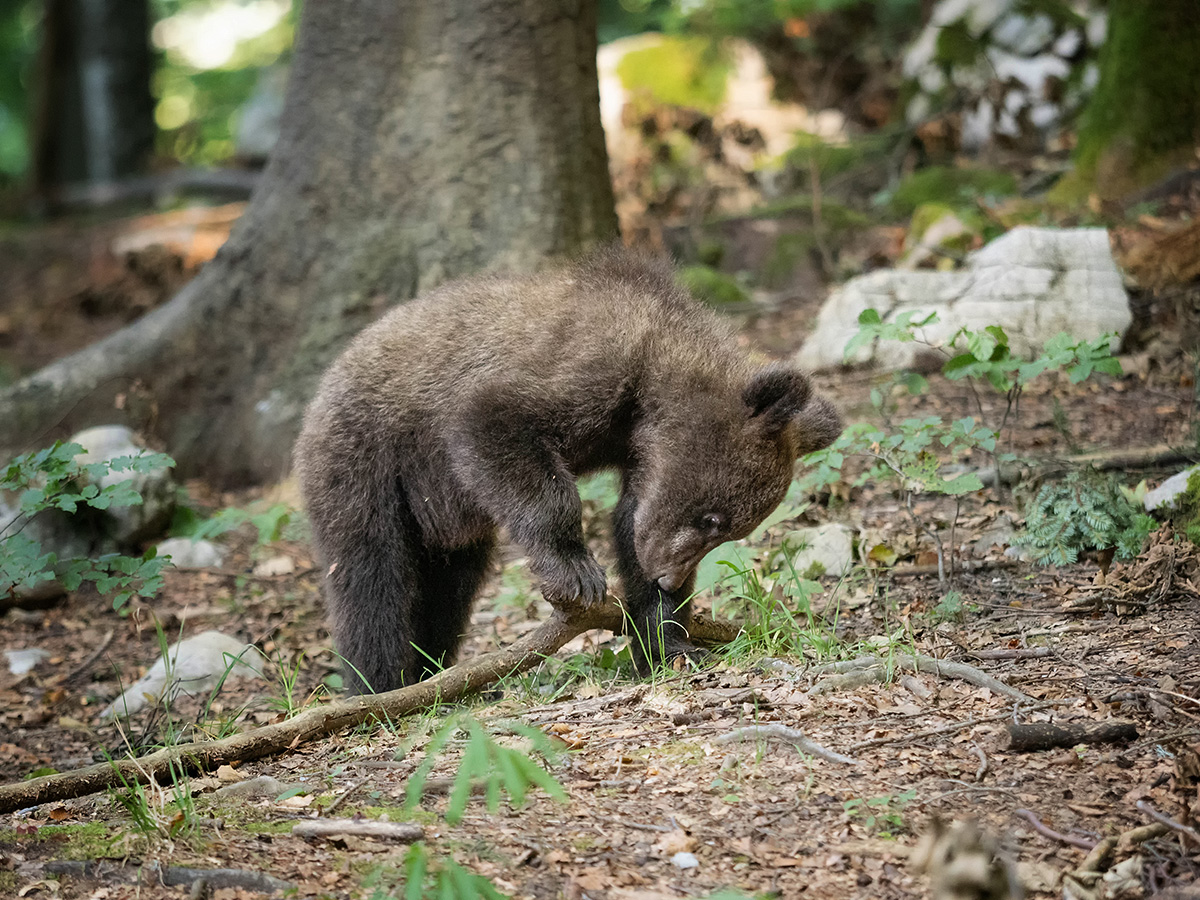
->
536, 553, 608, 609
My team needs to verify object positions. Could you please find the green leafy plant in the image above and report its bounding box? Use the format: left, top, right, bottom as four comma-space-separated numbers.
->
405, 715, 566, 825
1017, 467, 1156, 566
1, 441, 174, 610
844, 788, 917, 838
801, 416, 992, 580
364, 843, 511, 900
173, 500, 293, 547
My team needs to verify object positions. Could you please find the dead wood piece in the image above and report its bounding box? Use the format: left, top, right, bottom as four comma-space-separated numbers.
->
293, 818, 425, 842
1006, 721, 1138, 753
811, 654, 1034, 703
0, 602, 732, 814
713, 723, 858, 766
1135, 800, 1200, 847
970, 648, 1052, 661
44, 860, 293, 893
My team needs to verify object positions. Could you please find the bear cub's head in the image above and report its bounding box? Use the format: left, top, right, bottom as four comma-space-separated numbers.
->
634, 365, 842, 592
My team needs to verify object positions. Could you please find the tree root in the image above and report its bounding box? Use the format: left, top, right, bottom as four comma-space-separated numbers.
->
713, 723, 858, 766
809, 654, 1034, 703
0, 601, 736, 814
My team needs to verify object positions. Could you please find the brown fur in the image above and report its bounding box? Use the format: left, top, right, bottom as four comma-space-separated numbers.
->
294, 248, 841, 693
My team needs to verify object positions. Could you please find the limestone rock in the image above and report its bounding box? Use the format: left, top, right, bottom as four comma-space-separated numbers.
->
789, 524, 856, 578
101, 630, 266, 718
796, 227, 1131, 372
71, 425, 176, 547
1144, 466, 1200, 512
156, 537, 227, 569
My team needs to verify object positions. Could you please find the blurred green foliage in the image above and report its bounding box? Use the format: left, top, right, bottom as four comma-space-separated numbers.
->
0, 1, 37, 183
616, 34, 732, 114
0, 0, 295, 185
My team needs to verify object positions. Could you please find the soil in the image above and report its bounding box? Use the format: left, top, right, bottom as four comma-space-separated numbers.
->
2, 205, 1200, 900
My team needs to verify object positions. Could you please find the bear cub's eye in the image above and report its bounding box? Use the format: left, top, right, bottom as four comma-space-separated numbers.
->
699, 513, 726, 534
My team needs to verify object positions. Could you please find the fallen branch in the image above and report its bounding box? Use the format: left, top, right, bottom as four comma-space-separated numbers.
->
293, 818, 425, 842
0, 600, 737, 814
810, 654, 1034, 703
713, 723, 858, 766
1006, 720, 1138, 752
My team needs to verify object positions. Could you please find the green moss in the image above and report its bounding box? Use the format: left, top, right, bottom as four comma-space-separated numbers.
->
1073, 0, 1200, 197
616, 35, 732, 114
678, 265, 749, 307
0, 822, 115, 859
889, 166, 1018, 218
1172, 469, 1200, 548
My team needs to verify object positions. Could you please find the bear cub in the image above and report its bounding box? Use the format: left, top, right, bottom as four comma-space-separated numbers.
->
295, 248, 841, 693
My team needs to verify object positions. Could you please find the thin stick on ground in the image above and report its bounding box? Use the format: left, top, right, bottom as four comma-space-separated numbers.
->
810, 653, 1034, 703
714, 723, 858, 766
0, 599, 737, 815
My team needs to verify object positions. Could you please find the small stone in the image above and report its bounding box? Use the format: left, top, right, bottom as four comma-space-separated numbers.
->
671, 852, 699, 870
157, 537, 226, 569
253, 555, 295, 577
101, 630, 265, 718
5, 648, 50, 676
789, 524, 856, 578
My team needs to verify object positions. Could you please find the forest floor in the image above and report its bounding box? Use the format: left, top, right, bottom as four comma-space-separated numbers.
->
2, 206, 1200, 900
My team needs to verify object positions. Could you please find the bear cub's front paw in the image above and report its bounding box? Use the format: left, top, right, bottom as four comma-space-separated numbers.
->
536, 553, 608, 609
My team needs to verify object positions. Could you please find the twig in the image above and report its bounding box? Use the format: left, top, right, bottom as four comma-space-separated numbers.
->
323, 777, 368, 815
1014, 808, 1096, 849
60, 629, 116, 684
713, 724, 858, 766
1136, 800, 1200, 847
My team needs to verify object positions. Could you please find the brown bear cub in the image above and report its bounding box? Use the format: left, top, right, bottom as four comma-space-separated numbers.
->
295, 248, 841, 693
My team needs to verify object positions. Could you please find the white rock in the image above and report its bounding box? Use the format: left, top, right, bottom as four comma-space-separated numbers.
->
70, 425, 175, 546
5, 648, 50, 676
1144, 467, 1200, 512
156, 537, 226, 569
101, 630, 266, 718
790, 524, 857, 578
796, 227, 1132, 372
253, 555, 295, 577
992, 13, 1055, 55
671, 852, 700, 870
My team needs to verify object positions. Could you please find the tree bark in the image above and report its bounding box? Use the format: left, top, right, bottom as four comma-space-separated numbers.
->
6, 0, 618, 485
1073, 0, 1200, 200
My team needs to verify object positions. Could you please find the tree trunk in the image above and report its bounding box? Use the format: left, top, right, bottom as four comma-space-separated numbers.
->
1072, 0, 1200, 200
32, 0, 155, 194
5, 0, 618, 484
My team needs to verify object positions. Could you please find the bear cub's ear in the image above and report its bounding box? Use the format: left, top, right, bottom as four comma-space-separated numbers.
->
743, 365, 812, 433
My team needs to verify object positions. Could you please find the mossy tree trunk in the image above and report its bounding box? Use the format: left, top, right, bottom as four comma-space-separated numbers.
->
1074, 0, 1200, 198
1, 0, 618, 485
